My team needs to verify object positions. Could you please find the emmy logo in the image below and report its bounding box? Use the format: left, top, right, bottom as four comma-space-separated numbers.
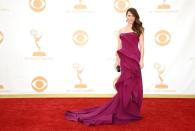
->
74, 0, 87, 10
0, 31, 4, 44
72, 30, 88, 46
114, 0, 130, 13
155, 30, 171, 46
157, 0, 171, 9
32, 76, 48, 92
29, 0, 46, 12
154, 63, 168, 89
73, 63, 87, 88
0, 84, 4, 89
31, 29, 46, 56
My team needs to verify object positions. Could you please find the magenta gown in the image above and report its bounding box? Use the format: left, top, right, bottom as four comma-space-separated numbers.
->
65, 32, 143, 126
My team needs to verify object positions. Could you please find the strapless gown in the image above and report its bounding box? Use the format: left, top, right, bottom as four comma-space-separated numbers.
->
65, 32, 143, 126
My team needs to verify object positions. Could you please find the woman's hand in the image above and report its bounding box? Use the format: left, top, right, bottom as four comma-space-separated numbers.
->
115, 60, 120, 67
139, 61, 144, 69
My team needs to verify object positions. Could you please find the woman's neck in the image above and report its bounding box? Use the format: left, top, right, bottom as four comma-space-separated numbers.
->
126, 23, 133, 30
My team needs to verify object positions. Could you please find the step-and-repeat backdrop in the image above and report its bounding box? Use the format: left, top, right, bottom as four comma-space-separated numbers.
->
0, 0, 195, 97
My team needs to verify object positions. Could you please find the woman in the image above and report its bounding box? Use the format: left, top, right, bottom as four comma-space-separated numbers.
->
65, 7, 144, 126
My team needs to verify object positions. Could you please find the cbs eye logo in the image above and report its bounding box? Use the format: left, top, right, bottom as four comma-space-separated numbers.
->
114, 0, 130, 13
72, 30, 88, 46
29, 0, 46, 12
155, 30, 171, 46
31, 76, 47, 92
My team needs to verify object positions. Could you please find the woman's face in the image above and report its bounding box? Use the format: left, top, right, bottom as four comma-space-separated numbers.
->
126, 11, 135, 24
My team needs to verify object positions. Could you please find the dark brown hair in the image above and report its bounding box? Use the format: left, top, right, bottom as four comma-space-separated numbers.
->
126, 8, 144, 36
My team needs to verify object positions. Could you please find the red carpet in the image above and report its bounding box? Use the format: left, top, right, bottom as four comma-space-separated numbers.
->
0, 98, 195, 131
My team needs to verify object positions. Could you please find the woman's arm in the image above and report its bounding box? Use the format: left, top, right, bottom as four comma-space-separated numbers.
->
115, 30, 122, 66
139, 32, 144, 69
